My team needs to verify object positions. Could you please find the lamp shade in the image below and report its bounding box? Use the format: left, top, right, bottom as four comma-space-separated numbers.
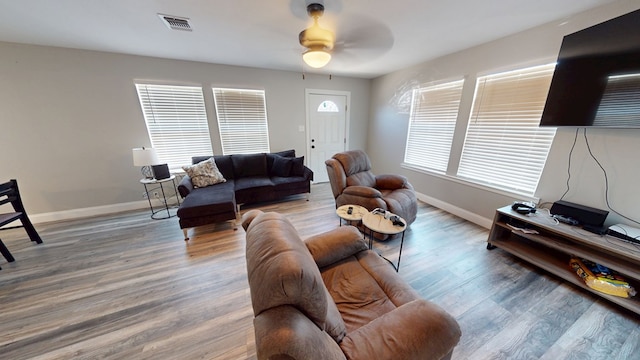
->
132, 147, 160, 166
303, 48, 332, 68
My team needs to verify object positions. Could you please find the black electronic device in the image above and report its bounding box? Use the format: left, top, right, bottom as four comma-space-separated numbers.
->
549, 200, 608, 227
553, 214, 579, 226
582, 224, 608, 235
347, 206, 353, 215
608, 224, 640, 245
540, 9, 640, 128
390, 215, 405, 227
152, 164, 171, 180
511, 202, 536, 215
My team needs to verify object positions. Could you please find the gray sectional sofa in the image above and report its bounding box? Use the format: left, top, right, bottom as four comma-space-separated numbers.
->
177, 149, 313, 239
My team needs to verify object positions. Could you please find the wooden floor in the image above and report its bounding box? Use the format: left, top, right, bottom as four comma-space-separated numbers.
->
1, 183, 639, 360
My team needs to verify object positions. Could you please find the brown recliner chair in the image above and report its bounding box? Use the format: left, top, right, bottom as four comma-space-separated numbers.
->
325, 150, 417, 225
242, 209, 461, 360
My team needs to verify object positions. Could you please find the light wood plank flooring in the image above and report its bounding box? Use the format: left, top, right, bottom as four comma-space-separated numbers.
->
1, 183, 638, 359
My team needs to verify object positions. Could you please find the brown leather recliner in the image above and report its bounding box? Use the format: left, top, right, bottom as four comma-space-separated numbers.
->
325, 150, 418, 225
242, 209, 461, 360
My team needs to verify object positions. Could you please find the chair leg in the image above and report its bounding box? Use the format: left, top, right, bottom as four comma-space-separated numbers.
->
20, 215, 42, 243
0, 238, 15, 262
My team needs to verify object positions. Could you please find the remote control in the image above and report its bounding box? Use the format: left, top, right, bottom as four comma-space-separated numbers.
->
347, 206, 353, 215
553, 214, 579, 226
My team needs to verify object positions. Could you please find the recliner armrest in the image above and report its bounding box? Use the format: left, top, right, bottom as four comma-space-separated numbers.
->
254, 306, 346, 360
342, 185, 383, 198
339, 299, 461, 360
375, 174, 413, 191
305, 226, 368, 268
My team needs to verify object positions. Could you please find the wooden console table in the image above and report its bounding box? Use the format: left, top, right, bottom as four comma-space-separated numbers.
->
487, 205, 640, 315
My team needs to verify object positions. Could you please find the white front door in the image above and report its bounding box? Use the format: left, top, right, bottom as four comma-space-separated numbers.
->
306, 90, 349, 183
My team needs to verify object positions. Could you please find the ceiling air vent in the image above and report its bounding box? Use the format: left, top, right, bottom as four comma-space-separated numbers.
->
158, 14, 192, 31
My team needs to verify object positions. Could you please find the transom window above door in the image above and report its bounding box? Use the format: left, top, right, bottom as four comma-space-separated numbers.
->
317, 100, 340, 112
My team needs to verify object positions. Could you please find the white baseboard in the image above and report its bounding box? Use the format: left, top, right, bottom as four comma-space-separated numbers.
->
29, 200, 163, 224
415, 191, 493, 229
27, 192, 490, 229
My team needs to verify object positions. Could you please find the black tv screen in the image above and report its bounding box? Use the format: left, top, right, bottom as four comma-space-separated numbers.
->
540, 8, 640, 128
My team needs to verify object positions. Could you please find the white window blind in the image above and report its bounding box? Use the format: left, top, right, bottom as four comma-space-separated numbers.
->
404, 79, 464, 172
593, 73, 640, 127
458, 64, 557, 195
212, 88, 270, 155
135, 84, 213, 171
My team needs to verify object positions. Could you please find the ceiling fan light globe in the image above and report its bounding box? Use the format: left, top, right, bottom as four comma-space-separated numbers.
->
303, 49, 331, 68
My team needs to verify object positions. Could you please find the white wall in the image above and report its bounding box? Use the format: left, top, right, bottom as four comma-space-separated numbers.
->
368, 0, 640, 228
0, 42, 370, 220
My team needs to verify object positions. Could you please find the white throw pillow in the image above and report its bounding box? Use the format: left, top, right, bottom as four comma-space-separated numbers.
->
182, 158, 226, 188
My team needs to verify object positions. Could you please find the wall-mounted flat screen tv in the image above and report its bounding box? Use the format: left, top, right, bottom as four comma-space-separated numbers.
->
540, 8, 640, 128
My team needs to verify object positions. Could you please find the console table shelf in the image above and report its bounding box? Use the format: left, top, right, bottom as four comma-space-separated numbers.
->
488, 206, 640, 315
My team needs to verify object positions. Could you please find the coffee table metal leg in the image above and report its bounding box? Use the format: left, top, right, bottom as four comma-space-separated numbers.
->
367, 228, 405, 272
395, 231, 405, 272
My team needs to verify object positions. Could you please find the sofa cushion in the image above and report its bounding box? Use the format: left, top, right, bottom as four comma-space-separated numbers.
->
234, 176, 273, 191
182, 158, 226, 188
271, 154, 293, 177
232, 153, 268, 178
176, 181, 235, 219
321, 253, 397, 333
234, 177, 275, 204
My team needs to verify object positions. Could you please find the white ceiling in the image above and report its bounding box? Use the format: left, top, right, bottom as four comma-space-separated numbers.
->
0, 0, 617, 79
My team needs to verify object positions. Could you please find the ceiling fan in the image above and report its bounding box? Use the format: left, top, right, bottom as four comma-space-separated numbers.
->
298, 3, 335, 68
296, 2, 394, 71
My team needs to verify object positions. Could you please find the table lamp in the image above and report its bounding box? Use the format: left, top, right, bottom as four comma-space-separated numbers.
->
132, 147, 160, 179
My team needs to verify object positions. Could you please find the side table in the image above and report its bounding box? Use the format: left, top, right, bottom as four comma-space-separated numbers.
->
336, 204, 368, 226
362, 211, 407, 272
140, 176, 181, 220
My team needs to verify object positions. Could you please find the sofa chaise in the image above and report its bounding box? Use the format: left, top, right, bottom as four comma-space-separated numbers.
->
177, 150, 313, 239
242, 209, 461, 360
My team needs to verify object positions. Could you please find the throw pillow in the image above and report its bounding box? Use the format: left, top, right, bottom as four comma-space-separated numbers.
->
182, 158, 226, 188
291, 156, 305, 177
271, 154, 293, 177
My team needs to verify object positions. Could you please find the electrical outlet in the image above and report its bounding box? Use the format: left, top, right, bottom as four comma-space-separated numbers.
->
153, 191, 159, 199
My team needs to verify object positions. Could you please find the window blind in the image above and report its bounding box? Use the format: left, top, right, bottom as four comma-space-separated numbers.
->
135, 84, 213, 171
457, 64, 557, 195
404, 79, 464, 172
593, 73, 640, 127
212, 88, 270, 155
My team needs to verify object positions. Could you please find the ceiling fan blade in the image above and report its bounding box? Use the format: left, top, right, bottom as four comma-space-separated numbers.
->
331, 13, 394, 63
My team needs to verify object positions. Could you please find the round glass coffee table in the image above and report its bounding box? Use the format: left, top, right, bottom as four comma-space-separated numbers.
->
362, 211, 407, 272
336, 204, 368, 226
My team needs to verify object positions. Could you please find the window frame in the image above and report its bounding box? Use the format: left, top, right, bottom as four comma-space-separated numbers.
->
456, 63, 557, 195
135, 83, 213, 172
404, 78, 465, 173
212, 87, 270, 155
